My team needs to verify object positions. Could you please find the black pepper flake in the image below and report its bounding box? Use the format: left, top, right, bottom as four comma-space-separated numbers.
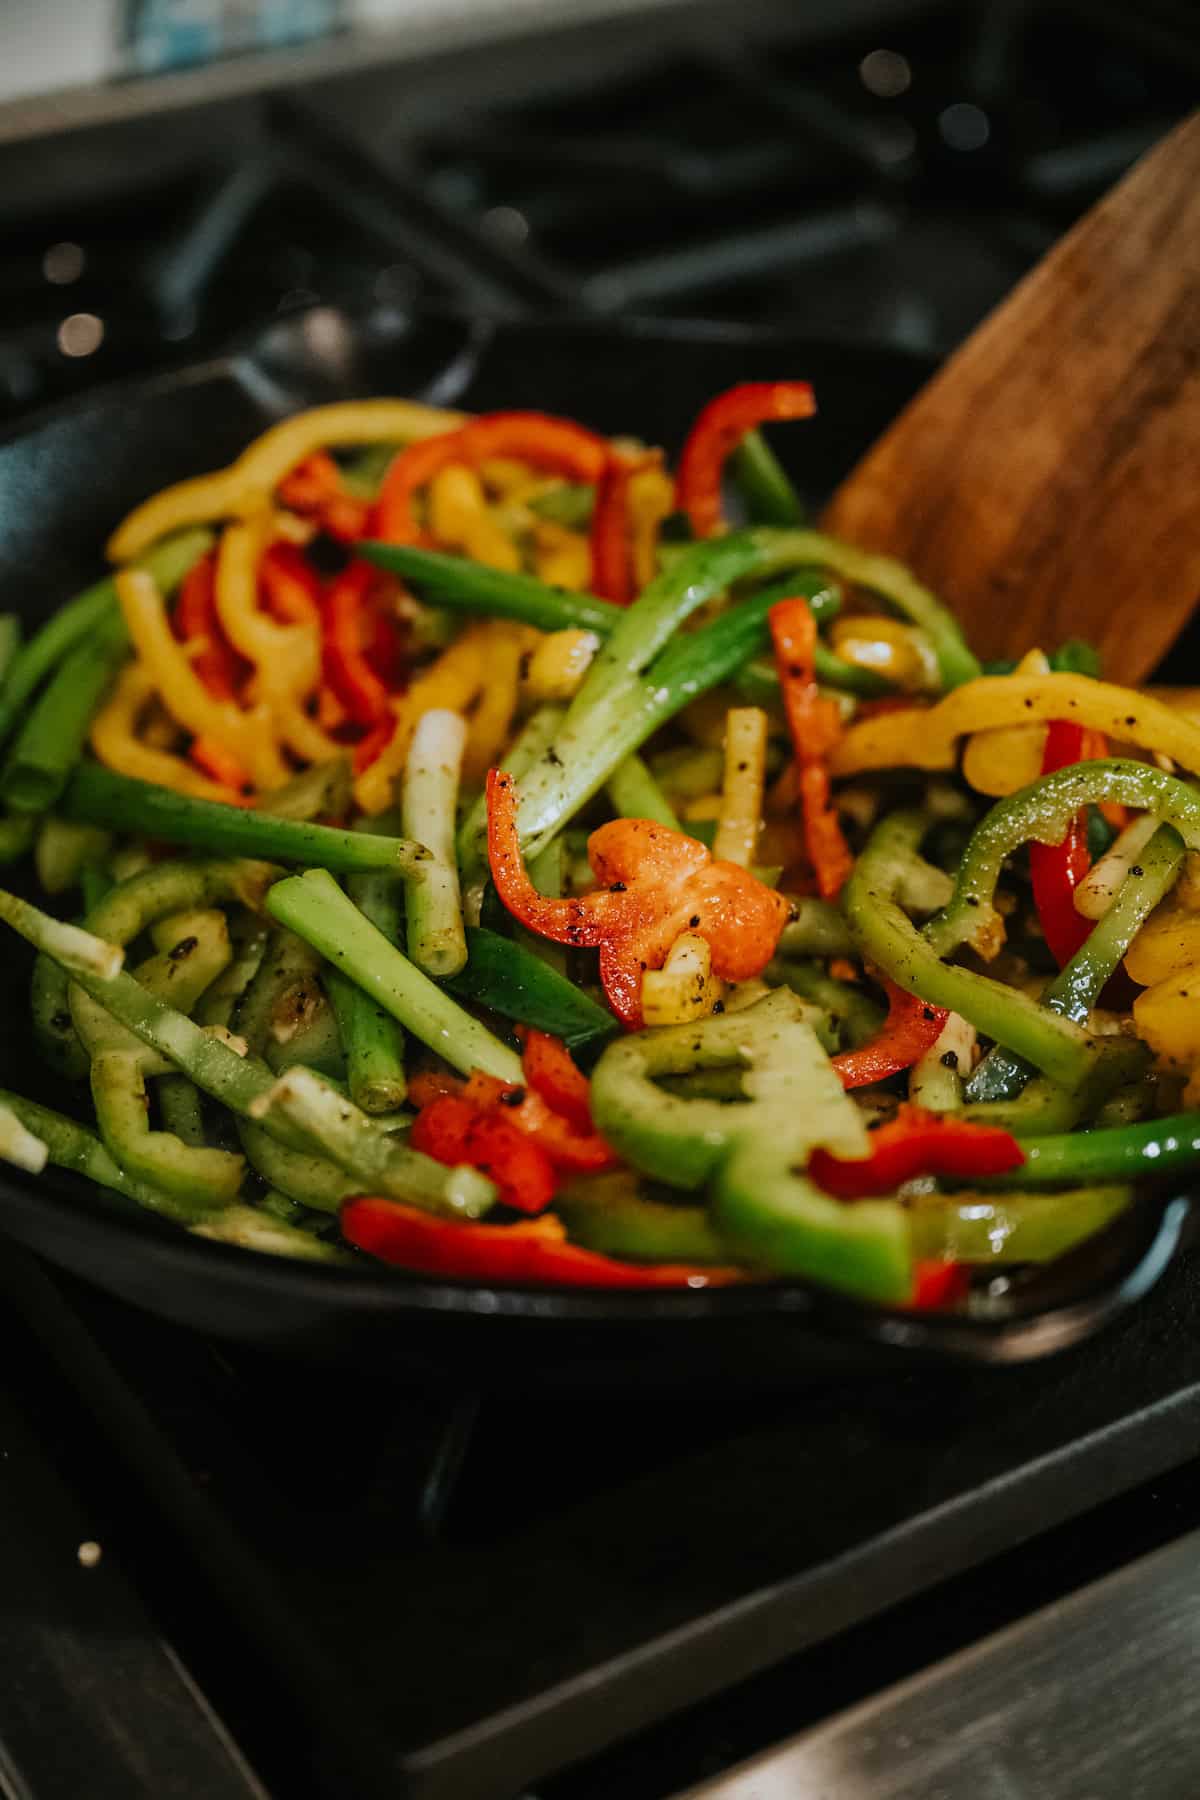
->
500, 1087, 526, 1108
922, 1007, 936, 1021
1125, 716, 1136, 726
966, 896, 979, 907
689, 915, 701, 929
712, 1000, 725, 1014
546, 749, 563, 767
609, 881, 627, 893
50, 1011, 71, 1032
940, 1050, 959, 1070
168, 935, 199, 961
1130, 865, 1144, 878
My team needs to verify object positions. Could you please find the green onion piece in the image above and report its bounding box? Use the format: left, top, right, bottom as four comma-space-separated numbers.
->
61, 763, 431, 876
0, 528, 213, 749
0, 1100, 47, 1174
35, 816, 113, 895
1, 612, 130, 812
358, 543, 621, 635
402, 707, 468, 978
266, 868, 523, 1084
730, 428, 805, 527
606, 754, 680, 830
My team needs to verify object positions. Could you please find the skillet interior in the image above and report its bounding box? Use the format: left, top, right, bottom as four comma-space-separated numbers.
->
0, 304, 1187, 1379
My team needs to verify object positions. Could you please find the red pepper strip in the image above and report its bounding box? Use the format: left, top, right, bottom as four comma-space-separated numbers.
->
809, 1104, 1024, 1198
676, 380, 816, 538
769, 596, 854, 901
259, 541, 322, 625
832, 980, 949, 1091
375, 411, 610, 547
188, 736, 251, 795
520, 1029, 594, 1132
909, 1261, 972, 1311
410, 1093, 556, 1214
341, 1196, 742, 1287
277, 452, 371, 542
353, 715, 396, 774
486, 769, 791, 1028
463, 1070, 617, 1174
1030, 720, 1096, 968
363, 604, 405, 686
1080, 728, 1128, 832
590, 454, 657, 606
322, 560, 391, 727
173, 553, 244, 701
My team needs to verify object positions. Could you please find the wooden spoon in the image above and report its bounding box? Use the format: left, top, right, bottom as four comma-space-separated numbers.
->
823, 111, 1200, 682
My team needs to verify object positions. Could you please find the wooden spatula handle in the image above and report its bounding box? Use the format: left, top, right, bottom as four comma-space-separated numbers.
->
824, 112, 1200, 681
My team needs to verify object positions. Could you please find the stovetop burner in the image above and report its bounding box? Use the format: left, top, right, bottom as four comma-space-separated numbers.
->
1, 1, 1194, 421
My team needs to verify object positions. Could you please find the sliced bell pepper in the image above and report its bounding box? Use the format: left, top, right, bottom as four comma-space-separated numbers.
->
769, 594, 853, 900
1029, 720, 1097, 967
259, 541, 322, 625
322, 560, 392, 727
340, 1194, 743, 1287
909, 1261, 971, 1310
376, 412, 610, 547
409, 1092, 556, 1215
831, 979, 949, 1091
676, 381, 816, 538
410, 1061, 616, 1173
590, 453, 656, 606
172, 553, 244, 701
188, 736, 250, 795
277, 451, 371, 542
809, 1103, 1024, 1197
486, 768, 791, 1027
520, 1028, 594, 1131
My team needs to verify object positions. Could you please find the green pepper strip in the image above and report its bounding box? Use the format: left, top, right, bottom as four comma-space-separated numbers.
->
0, 1087, 220, 1225
930, 762, 1200, 960
0, 528, 213, 748
983, 1112, 1200, 1189
266, 868, 523, 1084
443, 925, 617, 1050
589, 988, 866, 1190
0, 886, 494, 1220
844, 812, 1099, 1091
60, 764, 431, 877
967, 823, 1185, 1105
555, 1172, 733, 1265
237, 1116, 358, 1213
1, 612, 132, 812
747, 527, 981, 689
908, 1185, 1133, 1262
90, 1049, 244, 1212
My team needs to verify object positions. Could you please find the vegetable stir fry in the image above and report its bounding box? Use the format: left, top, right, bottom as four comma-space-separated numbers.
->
0, 381, 1195, 1309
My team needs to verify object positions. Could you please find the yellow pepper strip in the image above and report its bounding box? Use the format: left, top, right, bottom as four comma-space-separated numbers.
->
1126, 899, 1200, 985
642, 932, 725, 1027
532, 521, 592, 592
477, 457, 535, 496
832, 673, 1200, 780
829, 615, 936, 694
428, 466, 522, 572
1133, 966, 1200, 1070
215, 515, 341, 770
353, 625, 492, 814
90, 663, 238, 803
461, 622, 526, 785
108, 398, 468, 563
712, 706, 768, 869
521, 628, 599, 704
115, 567, 288, 790
629, 464, 675, 593
961, 650, 1051, 797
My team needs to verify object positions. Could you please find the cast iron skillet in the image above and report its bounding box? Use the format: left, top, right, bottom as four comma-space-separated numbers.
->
0, 305, 1190, 1380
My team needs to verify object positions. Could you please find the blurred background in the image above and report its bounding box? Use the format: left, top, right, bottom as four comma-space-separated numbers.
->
1, 0, 1196, 421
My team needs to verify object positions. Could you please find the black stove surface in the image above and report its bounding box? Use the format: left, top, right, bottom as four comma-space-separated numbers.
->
1, 2, 1199, 1796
